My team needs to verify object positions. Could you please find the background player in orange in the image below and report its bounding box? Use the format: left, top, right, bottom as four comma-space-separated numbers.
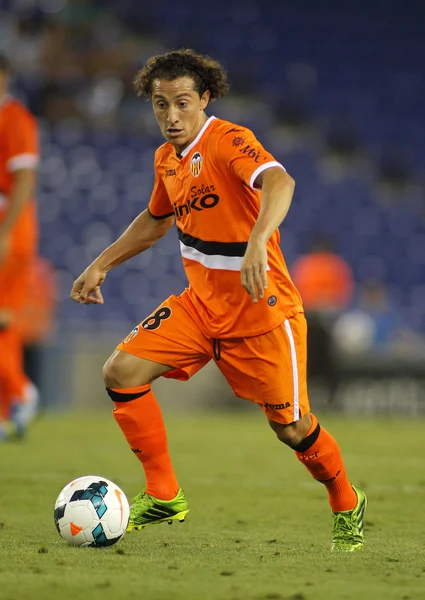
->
0, 53, 40, 439
291, 235, 354, 311
71, 49, 366, 551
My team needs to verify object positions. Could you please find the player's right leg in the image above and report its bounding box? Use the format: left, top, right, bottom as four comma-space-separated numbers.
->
102, 292, 212, 531
104, 351, 191, 531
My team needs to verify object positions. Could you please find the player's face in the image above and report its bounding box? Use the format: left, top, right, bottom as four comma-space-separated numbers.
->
151, 77, 210, 152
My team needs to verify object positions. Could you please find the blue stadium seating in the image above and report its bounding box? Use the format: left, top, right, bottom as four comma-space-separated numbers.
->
36, 123, 425, 330
29, 0, 425, 329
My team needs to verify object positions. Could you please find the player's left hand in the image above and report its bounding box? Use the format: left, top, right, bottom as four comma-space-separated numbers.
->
241, 237, 268, 302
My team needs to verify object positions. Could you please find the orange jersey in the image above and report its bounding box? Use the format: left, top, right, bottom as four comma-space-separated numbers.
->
148, 116, 303, 338
0, 96, 38, 255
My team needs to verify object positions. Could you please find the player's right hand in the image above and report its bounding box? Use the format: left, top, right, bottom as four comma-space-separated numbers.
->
70, 265, 106, 305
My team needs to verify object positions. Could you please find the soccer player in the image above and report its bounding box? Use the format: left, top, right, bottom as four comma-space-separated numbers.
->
70, 49, 366, 551
0, 54, 40, 439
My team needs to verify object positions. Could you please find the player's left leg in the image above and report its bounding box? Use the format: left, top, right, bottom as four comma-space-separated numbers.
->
268, 413, 366, 552
0, 319, 31, 436
216, 312, 366, 552
0, 254, 39, 439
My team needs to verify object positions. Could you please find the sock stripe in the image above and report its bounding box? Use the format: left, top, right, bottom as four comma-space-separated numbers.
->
111, 384, 151, 395
106, 386, 150, 402
294, 422, 321, 453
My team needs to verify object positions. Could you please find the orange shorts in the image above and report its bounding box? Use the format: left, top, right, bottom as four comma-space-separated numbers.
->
117, 291, 310, 424
0, 251, 33, 312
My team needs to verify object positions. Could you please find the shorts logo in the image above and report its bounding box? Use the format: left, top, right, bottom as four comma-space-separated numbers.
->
123, 326, 139, 343
232, 135, 245, 147
301, 450, 320, 461
239, 144, 264, 163
263, 402, 290, 410
190, 151, 202, 177
268, 295, 277, 306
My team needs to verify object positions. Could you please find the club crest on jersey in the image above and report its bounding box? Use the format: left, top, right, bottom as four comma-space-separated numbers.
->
190, 151, 203, 177
123, 326, 139, 344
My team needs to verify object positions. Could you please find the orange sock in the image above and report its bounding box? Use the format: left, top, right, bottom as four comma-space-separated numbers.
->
107, 384, 179, 500
294, 414, 357, 512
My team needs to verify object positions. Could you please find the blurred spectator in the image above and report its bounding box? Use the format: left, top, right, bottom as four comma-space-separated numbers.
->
289, 236, 354, 403
377, 151, 414, 200
291, 235, 354, 311
320, 126, 365, 183
332, 279, 421, 356
0, 3, 150, 127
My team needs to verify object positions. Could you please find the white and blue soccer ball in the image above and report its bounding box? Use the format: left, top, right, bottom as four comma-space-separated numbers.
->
54, 475, 130, 547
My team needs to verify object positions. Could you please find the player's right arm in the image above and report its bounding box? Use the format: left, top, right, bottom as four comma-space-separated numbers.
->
71, 156, 175, 305
70, 209, 174, 305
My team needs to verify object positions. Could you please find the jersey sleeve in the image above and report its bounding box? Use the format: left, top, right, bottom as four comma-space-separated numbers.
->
148, 153, 175, 219
4, 105, 39, 172
217, 126, 285, 190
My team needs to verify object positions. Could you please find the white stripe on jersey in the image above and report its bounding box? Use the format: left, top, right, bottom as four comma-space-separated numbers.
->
180, 241, 270, 272
180, 241, 243, 271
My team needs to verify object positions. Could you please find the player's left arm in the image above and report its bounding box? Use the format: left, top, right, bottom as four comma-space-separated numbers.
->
241, 167, 295, 302
0, 168, 37, 235
0, 108, 38, 263
0, 168, 37, 264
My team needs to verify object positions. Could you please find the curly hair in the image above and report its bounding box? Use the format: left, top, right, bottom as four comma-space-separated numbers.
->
134, 48, 229, 101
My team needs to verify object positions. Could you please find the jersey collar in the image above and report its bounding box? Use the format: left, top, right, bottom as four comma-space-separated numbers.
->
179, 115, 216, 158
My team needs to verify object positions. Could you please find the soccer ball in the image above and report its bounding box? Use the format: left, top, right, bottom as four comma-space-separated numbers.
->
54, 475, 130, 548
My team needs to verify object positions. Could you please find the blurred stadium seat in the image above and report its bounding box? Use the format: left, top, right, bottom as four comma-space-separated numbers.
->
1, 0, 423, 332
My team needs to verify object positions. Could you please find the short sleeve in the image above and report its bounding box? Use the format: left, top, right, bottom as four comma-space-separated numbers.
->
218, 126, 285, 190
148, 155, 174, 220
5, 105, 39, 172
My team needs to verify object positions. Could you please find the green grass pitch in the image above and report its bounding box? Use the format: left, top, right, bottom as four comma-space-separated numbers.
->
0, 410, 424, 600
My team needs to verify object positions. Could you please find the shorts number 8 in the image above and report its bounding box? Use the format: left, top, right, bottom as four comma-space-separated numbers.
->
141, 306, 172, 331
